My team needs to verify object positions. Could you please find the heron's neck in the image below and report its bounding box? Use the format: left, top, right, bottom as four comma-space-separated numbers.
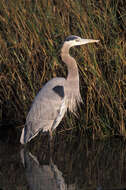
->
61, 44, 79, 82
61, 43, 82, 112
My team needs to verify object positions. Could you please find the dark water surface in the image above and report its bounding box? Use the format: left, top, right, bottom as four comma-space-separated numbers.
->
0, 135, 126, 190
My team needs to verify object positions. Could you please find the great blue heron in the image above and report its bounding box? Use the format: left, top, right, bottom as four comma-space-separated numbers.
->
20, 35, 99, 144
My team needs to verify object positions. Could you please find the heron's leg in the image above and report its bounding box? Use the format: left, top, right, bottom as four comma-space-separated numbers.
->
49, 130, 53, 142
49, 130, 54, 154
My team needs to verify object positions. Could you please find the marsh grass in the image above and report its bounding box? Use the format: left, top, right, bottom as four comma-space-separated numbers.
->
0, 0, 126, 139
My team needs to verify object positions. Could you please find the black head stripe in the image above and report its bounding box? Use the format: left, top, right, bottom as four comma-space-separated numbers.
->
65, 35, 78, 42
53, 85, 64, 98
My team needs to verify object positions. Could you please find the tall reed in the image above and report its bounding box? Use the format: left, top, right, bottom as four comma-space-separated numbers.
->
0, 0, 126, 138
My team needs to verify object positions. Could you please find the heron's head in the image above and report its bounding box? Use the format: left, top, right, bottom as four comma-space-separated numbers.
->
64, 35, 99, 48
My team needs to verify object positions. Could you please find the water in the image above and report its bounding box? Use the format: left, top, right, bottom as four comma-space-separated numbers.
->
0, 135, 126, 190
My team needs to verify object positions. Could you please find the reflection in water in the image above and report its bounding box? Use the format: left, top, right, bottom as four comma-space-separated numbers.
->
0, 137, 126, 189
20, 149, 66, 190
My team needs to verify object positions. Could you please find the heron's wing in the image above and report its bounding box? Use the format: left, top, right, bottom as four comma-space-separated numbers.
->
21, 78, 67, 144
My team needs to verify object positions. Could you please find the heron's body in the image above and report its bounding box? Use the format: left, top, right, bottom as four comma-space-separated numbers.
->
20, 78, 66, 143
20, 35, 99, 144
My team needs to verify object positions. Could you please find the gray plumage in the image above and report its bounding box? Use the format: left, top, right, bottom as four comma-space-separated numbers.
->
20, 35, 99, 144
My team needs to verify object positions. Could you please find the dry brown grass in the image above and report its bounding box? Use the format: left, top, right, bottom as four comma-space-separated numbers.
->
0, 0, 126, 138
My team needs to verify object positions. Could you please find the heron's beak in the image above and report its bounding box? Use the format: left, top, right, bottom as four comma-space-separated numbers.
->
81, 39, 99, 45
